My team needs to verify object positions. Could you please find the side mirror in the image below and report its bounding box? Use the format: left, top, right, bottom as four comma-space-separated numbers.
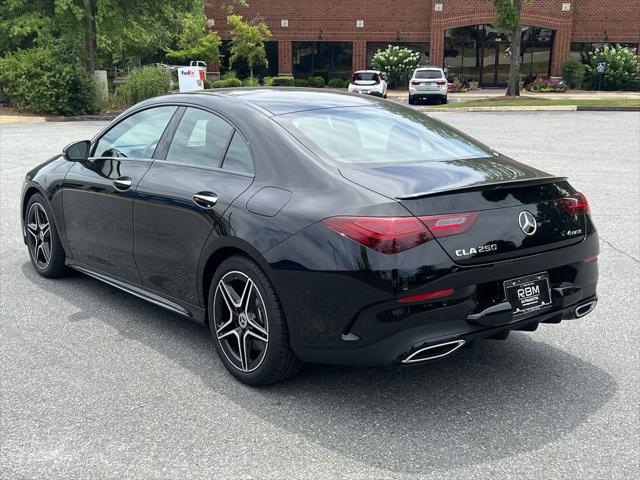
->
63, 140, 91, 162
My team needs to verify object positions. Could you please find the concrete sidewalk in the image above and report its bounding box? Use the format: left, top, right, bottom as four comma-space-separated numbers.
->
387, 88, 640, 101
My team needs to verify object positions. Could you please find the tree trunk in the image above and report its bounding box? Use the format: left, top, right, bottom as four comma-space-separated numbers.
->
84, 0, 98, 74
506, 0, 523, 96
249, 64, 254, 80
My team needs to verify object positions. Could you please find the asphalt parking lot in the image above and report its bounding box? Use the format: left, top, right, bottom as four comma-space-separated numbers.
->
1, 111, 638, 479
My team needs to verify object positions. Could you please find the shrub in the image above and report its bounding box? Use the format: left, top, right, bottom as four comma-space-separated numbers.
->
0, 44, 97, 116
328, 78, 347, 88
525, 77, 566, 93
293, 78, 308, 87
222, 71, 238, 80
308, 76, 325, 88
242, 77, 260, 87
584, 45, 639, 90
211, 77, 242, 88
371, 45, 421, 88
271, 76, 294, 86
561, 57, 586, 89
115, 66, 172, 107
262, 76, 274, 86
624, 79, 640, 92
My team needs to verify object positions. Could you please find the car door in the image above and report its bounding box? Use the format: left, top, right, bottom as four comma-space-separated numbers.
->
63, 106, 178, 282
133, 106, 254, 305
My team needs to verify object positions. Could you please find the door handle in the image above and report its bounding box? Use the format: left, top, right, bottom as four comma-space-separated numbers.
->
113, 177, 132, 191
193, 192, 218, 209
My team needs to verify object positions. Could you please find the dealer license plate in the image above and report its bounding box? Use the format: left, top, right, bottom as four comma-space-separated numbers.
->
504, 272, 552, 316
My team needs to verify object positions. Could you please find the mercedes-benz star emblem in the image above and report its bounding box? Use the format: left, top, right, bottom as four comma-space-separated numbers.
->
518, 211, 537, 236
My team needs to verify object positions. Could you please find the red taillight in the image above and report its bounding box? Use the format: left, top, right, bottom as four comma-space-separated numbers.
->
419, 212, 479, 238
436, 79, 446, 85
321, 212, 478, 254
583, 255, 598, 263
398, 288, 455, 303
321, 216, 432, 254
410, 80, 421, 85
556, 192, 590, 215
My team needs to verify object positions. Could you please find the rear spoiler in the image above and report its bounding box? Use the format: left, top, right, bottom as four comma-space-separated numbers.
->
395, 176, 568, 200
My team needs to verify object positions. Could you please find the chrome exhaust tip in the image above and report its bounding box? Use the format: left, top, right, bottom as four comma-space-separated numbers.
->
574, 300, 597, 318
402, 339, 466, 364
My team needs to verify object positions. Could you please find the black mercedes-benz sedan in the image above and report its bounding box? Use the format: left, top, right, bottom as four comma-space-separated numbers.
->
21, 89, 599, 385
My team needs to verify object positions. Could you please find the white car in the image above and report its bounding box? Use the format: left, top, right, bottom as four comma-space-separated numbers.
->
348, 70, 388, 98
408, 67, 448, 104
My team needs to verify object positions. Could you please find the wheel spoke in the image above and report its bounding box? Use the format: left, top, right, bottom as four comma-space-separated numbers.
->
215, 316, 235, 338
35, 205, 44, 229
220, 279, 242, 308
217, 325, 240, 342
27, 224, 39, 241
245, 329, 268, 345
41, 223, 50, 237
247, 313, 268, 337
41, 241, 51, 263
240, 279, 254, 312
240, 330, 251, 371
216, 282, 235, 316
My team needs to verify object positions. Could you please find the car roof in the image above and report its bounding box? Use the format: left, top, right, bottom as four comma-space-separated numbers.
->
353, 70, 381, 74
192, 88, 378, 116
415, 67, 443, 71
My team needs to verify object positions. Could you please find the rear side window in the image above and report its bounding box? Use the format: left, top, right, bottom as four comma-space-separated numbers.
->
415, 70, 443, 79
276, 105, 492, 164
221, 132, 253, 174
93, 106, 177, 159
165, 108, 233, 168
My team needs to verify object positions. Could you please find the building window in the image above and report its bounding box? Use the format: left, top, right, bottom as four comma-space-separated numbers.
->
219, 41, 278, 77
444, 25, 553, 86
292, 41, 353, 81
366, 42, 430, 69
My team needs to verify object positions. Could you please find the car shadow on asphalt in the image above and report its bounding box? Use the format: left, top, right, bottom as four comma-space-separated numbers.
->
21, 262, 617, 475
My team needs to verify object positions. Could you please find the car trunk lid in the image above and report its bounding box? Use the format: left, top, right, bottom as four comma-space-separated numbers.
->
339, 157, 586, 264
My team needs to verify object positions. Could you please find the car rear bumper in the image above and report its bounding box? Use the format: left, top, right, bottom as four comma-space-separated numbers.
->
265, 222, 599, 366
293, 294, 598, 366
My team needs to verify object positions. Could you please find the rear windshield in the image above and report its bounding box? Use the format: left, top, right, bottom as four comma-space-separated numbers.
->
353, 72, 379, 82
415, 70, 443, 79
276, 105, 493, 165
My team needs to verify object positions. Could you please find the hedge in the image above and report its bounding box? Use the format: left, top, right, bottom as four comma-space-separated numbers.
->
0, 44, 97, 116
115, 67, 172, 107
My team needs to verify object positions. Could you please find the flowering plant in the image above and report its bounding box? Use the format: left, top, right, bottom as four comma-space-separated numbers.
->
371, 45, 421, 88
584, 45, 639, 90
525, 77, 566, 93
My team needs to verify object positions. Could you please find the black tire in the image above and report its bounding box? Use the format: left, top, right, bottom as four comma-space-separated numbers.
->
24, 193, 68, 278
408, 95, 416, 105
441, 95, 448, 104
208, 255, 301, 385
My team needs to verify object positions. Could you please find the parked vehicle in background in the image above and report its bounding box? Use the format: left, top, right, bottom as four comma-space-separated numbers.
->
348, 70, 388, 98
409, 67, 448, 104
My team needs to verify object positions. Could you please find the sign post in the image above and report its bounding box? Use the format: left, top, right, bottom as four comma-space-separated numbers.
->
597, 62, 606, 91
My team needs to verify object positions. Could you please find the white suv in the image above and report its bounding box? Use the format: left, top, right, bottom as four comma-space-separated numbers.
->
348, 70, 388, 98
408, 67, 448, 104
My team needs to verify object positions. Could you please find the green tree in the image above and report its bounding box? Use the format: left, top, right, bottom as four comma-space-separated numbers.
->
492, 0, 532, 96
371, 45, 421, 88
221, 0, 248, 13
584, 45, 639, 90
166, 12, 221, 65
0, 0, 206, 73
227, 14, 272, 80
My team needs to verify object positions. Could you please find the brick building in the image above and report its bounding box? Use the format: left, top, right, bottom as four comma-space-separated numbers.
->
206, 0, 640, 86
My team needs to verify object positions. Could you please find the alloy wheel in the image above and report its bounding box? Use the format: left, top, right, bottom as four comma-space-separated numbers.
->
213, 271, 269, 373
26, 203, 52, 270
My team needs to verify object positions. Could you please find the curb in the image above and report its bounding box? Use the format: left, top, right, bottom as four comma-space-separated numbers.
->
46, 113, 121, 122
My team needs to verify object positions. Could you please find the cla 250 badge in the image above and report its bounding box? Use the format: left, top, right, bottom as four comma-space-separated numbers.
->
455, 243, 498, 257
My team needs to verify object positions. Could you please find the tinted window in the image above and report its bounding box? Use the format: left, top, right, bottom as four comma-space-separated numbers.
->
221, 132, 253, 174
94, 106, 177, 158
415, 70, 443, 79
166, 108, 233, 168
354, 72, 378, 82
277, 105, 492, 164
